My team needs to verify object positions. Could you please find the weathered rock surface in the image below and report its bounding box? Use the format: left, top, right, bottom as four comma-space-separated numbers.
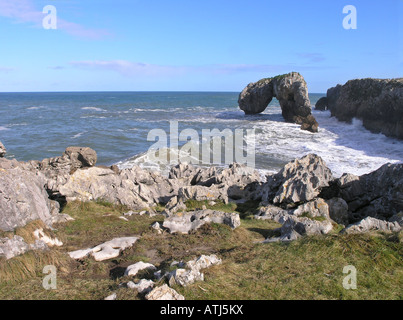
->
124, 261, 157, 277
127, 279, 155, 294
0, 235, 50, 260
145, 284, 185, 300
324, 78, 403, 139
322, 163, 403, 223
162, 210, 241, 234
58, 165, 177, 210
68, 236, 139, 261
168, 254, 222, 287
238, 72, 319, 132
0, 158, 62, 232
342, 217, 401, 234
265, 154, 333, 206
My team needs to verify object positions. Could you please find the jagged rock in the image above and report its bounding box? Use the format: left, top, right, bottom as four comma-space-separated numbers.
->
68, 237, 139, 261
124, 262, 157, 277
254, 205, 290, 224
162, 210, 241, 234
0, 236, 50, 260
127, 279, 155, 294
58, 165, 174, 210
168, 268, 204, 287
168, 255, 222, 287
238, 72, 319, 132
327, 163, 403, 222
64, 146, 97, 170
265, 154, 333, 206
325, 78, 403, 139
0, 158, 62, 232
178, 185, 226, 203
163, 196, 187, 216
145, 284, 185, 300
343, 217, 401, 234
292, 198, 330, 220
266, 215, 333, 243
0, 141, 6, 158
186, 254, 222, 271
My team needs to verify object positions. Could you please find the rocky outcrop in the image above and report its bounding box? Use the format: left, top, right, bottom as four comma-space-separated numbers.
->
320, 163, 403, 223
0, 235, 49, 260
342, 217, 401, 234
162, 209, 241, 234
167, 254, 222, 287
68, 236, 139, 262
263, 154, 333, 206
323, 78, 403, 139
238, 72, 319, 132
0, 158, 62, 232
125, 261, 157, 277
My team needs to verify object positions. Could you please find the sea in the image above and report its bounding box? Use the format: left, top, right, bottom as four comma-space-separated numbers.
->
1, 91, 403, 178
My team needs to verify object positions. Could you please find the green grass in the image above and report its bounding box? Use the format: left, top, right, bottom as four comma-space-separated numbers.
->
0, 200, 401, 300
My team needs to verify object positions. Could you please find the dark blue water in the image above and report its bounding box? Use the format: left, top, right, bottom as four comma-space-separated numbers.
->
1, 91, 402, 177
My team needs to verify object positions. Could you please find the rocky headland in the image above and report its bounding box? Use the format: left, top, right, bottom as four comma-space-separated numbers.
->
315, 78, 403, 139
238, 72, 319, 133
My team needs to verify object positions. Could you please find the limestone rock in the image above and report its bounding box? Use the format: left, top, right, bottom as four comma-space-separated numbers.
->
0, 159, 58, 232
292, 198, 330, 220
127, 279, 155, 294
328, 163, 403, 222
68, 236, 139, 261
343, 217, 401, 234
64, 146, 97, 169
162, 210, 241, 234
266, 154, 333, 205
33, 228, 63, 247
325, 78, 403, 139
0, 235, 49, 260
254, 205, 290, 224
124, 261, 157, 277
169, 268, 204, 287
238, 72, 319, 132
104, 293, 117, 300
186, 254, 222, 272
145, 284, 185, 300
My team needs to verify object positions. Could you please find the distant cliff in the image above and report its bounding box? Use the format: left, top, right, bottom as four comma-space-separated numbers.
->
316, 78, 403, 139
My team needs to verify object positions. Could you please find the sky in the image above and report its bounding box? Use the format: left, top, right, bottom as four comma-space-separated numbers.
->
0, 0, 401, 92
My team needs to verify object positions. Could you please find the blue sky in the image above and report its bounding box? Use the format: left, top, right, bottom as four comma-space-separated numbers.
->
0, 0, 401, 92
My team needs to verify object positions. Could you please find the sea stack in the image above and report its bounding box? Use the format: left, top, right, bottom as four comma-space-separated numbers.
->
238, 72, 319, 133
319, 78, 403, 139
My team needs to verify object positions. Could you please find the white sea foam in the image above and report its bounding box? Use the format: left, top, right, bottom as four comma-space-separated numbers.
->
0, 126, 9, 131
117, 109, 403, 178
72, 131, 86, 139
81, 107, 105, 112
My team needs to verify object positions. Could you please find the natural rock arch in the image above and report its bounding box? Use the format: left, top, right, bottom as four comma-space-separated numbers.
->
238, 72, 319, 132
